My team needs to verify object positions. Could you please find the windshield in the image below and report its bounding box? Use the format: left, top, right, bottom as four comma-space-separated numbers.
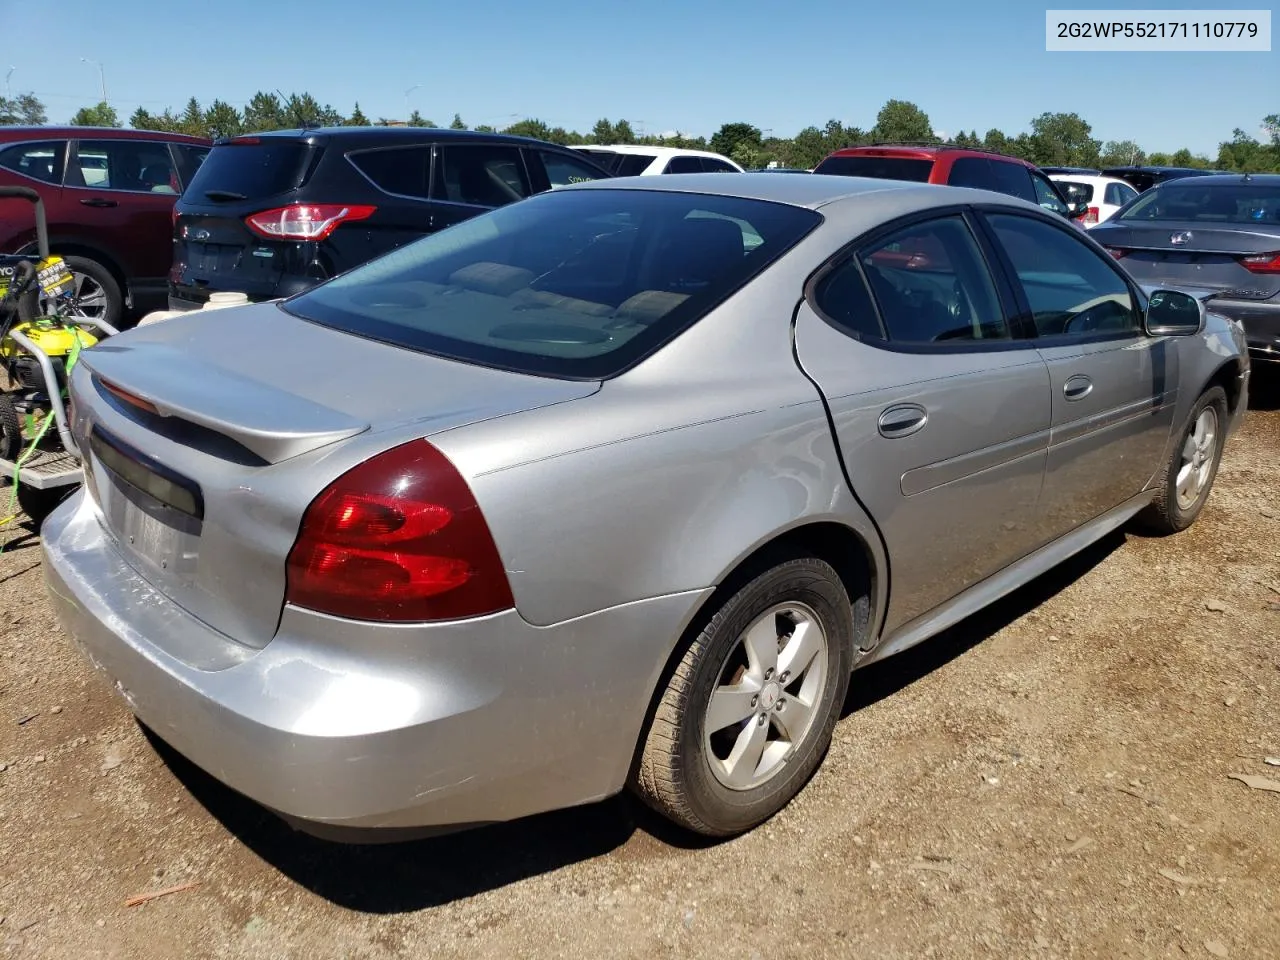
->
812, 156, 933, 182
1116, 182, 1280, 224
283, 188, 821, 379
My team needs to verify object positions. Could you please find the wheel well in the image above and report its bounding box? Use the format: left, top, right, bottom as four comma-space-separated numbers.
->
1207, 359, 1244, 415
625, 521, 879, 785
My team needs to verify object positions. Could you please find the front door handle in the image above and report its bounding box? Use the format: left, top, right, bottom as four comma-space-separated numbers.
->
1063, 375, 1093, 401
878, 403, 928, 439
80, 197, 118, 208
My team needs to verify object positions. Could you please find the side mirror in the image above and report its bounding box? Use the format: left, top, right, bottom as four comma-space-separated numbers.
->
1144, 289, 1204, 337
1068, 200, 1090, 219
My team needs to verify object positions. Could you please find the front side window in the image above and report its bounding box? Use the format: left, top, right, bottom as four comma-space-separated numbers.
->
1031, 173, 1069, 216
0, 140, 66, 184
283, 188, 820, 378
72, 139, 178, 193
986, 213, 1140, 338
538, 150, 610, 188
435, 144, 529, 208
855, 215, 1008, 343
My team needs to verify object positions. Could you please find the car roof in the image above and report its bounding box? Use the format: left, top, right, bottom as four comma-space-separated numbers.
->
1048, 174, 1135, 187
227, 126, 575, 149
562, 170, 1043, 211
825, 144, 1038, 168
0, 125, 209, 144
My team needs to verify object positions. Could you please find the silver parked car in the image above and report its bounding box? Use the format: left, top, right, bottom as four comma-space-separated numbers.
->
43, 173, 1250, 840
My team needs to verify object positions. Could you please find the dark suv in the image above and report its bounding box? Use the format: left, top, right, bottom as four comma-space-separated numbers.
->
169, 127, 614, 310
813, 144, 1087, 224
0, 126, 211, 326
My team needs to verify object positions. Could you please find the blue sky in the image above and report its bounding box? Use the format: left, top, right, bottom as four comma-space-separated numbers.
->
8, 0, 1275, 155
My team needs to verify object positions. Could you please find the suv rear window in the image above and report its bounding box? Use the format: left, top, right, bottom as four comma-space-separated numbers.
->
184, 140, 315, 200
812, 155, 933, 182
1055, 179, 1094, 203
283, 188, 821, 379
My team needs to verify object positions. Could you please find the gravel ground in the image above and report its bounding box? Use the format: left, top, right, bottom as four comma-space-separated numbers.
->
1, 380, 1278, 960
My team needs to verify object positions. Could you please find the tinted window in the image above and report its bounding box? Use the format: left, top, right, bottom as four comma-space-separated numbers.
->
0, 140, 66, 184
1031, 174, 1069, 216
539, 150, 610, 188
1116, 182, 1138, 205
987, 161, 1037, 202
1056, 179, 1094, 203
812, 155, 933, 182
857, 216, 1008, 343
71, 139, 178, 193
613, 154, 656, 177
348, 146, 431, 198
173, 144, 210, 190
185, 140, 315, 200
664, 156, 705, 174
703, 158, 739, 173
948, 157, 998, 190
987, 213, 1139, 337
813, 259, 883, 339
435, 144, 529, 208
1116, 182, 1280, 224
284, 189, 820, 379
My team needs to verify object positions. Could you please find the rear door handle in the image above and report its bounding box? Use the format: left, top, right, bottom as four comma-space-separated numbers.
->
1063, 375, 1093, 401
80, 198, 118, 208
878, 403, 928, 439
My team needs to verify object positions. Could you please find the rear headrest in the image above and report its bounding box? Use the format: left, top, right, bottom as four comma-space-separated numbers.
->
448, 261, 535, 296
612, 290, 690, 325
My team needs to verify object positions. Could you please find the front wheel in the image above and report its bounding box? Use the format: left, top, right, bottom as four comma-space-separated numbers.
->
631, 557, 855, 837
31, 256, 123, 329
1135, 385, 1228, 535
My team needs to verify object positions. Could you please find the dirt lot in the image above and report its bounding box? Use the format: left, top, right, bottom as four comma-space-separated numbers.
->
1, 381, 1278, 960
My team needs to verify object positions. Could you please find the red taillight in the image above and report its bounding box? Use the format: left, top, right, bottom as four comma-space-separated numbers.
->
245, 203, 376, 242
285, 440, 514, 622
1105, 247, 1128, 259
1085, 207, 1099, 224
1239, 251, 1280, 274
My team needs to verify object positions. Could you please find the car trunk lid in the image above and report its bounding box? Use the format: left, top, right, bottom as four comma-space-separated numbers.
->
1096, 220, 1280, 298
70, 303, 601, 647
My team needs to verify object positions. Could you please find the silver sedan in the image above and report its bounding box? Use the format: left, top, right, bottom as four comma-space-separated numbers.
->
43, 173, 1250, 840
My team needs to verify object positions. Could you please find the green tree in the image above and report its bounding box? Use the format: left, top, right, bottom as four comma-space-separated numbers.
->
709, 122, 763, 160
0, 92, 47, 125
243, 92, 284, 131
204, 100, 242, 139
70, 101, 119, 127
179, 97, 204, 137
407, 109, 432, 127
504, 117, 552, 141
346, 102, 370, 126
449, 112, 466, 130
1026, 112, 1101, 167
870, 99, 934, 143
1099, 139, 1144, 167
475, 124, 497, 133
611, 119, 637, 144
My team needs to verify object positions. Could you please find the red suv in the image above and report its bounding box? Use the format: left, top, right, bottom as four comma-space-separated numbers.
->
0, 126, 211, 327
813, 145, 1088, 225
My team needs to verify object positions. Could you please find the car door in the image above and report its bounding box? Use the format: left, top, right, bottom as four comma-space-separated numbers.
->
428, 142, 531, 233
793, 210, 1052, 633
64, 138, 181, 282
978, 209, 1177, 539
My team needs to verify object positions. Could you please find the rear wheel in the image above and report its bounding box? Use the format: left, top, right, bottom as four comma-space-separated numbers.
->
1135, 385, 1228, 535
632, 557, 854, 837
0, 393, 22, 462
15, 482, 75, 528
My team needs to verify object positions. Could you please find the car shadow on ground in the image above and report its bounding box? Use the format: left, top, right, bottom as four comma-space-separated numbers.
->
1247, 368, 1280, 411
147, 531, 1126, 914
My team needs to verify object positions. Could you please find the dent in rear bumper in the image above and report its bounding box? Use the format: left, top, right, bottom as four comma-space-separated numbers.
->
42, 492, 710, 831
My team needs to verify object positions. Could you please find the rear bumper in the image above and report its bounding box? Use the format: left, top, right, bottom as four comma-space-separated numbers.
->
168, 276, 321, 312
43, 491, 708, 836
1205, 297, 1280, 361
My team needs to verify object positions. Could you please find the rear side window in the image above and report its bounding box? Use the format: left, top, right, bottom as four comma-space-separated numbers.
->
434, 144, 529, 208
184, 140, 316, 201
987, 161, 1036, 202
703, 158, 739, 172
664, 156, 705, 174
283, 188, 821, 379
948, 157, 998, 191
70, 139, 178, 193
0, 140, 66, 184
812, 155, 933, 182
613, 154, 656, 177
348, 146, 431, 199
857, 216, 1008, 343
537, 150, 610, 188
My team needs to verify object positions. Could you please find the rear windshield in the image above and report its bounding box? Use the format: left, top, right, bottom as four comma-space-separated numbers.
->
184, 140, 316, 200
812, 155, 933, 182
1116, 183, 1280, 224
613, 154, 656, 177
1055, 179, 1094, 203
283, 188, 821, 379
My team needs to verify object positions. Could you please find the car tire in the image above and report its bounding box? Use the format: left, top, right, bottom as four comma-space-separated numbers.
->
35, 256, 123, 330
1135, 385, 1228, 535
0, 393, 22, 462
14, 481, 75, 529
632, 556, 855, 837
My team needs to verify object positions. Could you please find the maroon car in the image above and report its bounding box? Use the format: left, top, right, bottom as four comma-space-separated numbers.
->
0, 126, 211, 326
